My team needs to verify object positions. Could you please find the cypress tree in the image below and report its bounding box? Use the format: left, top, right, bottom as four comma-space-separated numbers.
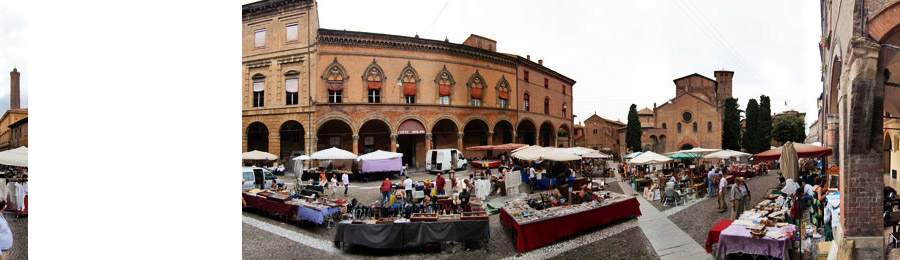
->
626, 104, 642, 153
758, 95, 773, 150
743, 99, 760, 153
721, 98, 742, 150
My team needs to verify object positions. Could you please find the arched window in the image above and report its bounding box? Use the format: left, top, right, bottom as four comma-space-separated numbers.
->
677, 123, 682, 133
284, 70, 299, 105
435, 65, 454, 105
467, 72, 486, 107
692, 122, 698, 132
324, 58, 346, 103
252, 74, 265, 107
400, 62, 419, 104
523, 93, 530, 111
707, 122, 712, 132
562, 103, 567, 118
662, 123, 667, 129
363, 60, 384, 103
496, 76, 510, 109
543, 97, 550, 114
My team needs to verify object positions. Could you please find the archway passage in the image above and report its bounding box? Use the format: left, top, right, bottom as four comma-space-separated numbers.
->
658, 135, 668, 154
516, 120, 536, 145
432, 119, 459, 149
316, 120, 353, 152
247, 122, 269, 152
679, 143, 694, 151
557, 125, 570, 147
650, 135, 659, 153
539, 122, 555, 147
464, 119, 489, 158
493, 120, 514, 145
279, 121, 305, 160
358, 120, 391, 154
397, 119, 426, 168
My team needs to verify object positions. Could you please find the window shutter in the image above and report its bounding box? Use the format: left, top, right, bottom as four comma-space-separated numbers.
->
498, 91, 508, 99
403, 82, 416, 96
327, 80, 343, 91
471, 88, 483, 99
439, 84, 451, 96
254, 30, 265, 47
253, 81, 264, 92
367, 81, 382, 90
286, 24, 298, 41
285, 78, 298, 93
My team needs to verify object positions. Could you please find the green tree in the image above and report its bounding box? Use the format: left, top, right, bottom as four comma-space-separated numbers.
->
721, 97, 742, 150
742, 99, 760, 153
773, 115, 807, 144
758, 95, 773, 149
626, 104, 642, 153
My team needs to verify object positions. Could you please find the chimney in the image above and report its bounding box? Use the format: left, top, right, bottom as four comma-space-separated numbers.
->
538, 59, 543, 66
526, 55, 530, 60
10, 68, 19, 110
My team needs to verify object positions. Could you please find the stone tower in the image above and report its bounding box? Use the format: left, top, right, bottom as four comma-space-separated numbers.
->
714, 70, 733, 103
9, 68, 19, 110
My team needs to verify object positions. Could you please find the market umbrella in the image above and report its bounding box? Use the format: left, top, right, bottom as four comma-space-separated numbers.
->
511, 146, 581, 161
665, 147, 721, 155
779, 142, 799, 181
310, 147, 358, 160
754, 143, 833, 161
704, 150, 752, 159
242, 150, 278, 161
0, 146, 27, 167
465, 145, 493, 151
493, 143, 527, 150
667, 152, 702, 160
630, 151, 672, 164
582, 151, 612, 159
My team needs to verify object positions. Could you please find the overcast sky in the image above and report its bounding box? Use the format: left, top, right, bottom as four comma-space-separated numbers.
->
253, 0, 822, 127
0, 1, 28, 111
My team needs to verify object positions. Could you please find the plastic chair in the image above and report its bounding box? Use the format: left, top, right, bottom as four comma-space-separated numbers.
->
664, 187, 678, 207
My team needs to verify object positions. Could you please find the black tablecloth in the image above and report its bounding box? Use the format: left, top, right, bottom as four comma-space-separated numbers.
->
334, 220, 490, 248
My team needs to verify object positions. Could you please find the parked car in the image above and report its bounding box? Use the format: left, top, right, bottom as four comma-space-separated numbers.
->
425, 149, 468, 173
242, 166, 285, 190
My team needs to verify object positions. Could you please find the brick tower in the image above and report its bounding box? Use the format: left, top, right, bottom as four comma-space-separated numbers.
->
9, 68, 19, 110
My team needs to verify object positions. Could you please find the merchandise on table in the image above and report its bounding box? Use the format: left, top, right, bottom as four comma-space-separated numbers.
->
502, 191, 626, 225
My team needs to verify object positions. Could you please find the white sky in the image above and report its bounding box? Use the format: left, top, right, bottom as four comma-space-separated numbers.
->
250, 0, 823, 127
0, 1, 28, 110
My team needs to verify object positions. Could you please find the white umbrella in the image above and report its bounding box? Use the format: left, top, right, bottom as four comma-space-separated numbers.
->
704, 150, 752, 159
665, 147, 721, 155
357, 150, 403, 161
0, 146, 27, 167
310, 147, 358, 160
242, 150, 278, 161
292, 155, 311, 161
582, 151, 612, 159
630, 151, 673, 164
511, 146, 581, 161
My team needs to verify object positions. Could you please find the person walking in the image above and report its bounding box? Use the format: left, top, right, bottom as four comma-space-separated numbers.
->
342, 171, 350, 196
707, 167, 717, 198
0, 199, 11, 260
403, 176, 414, 204
717, 175, 728, 213
435, 173, 446, 195
380, 177, 392, 205
529, 165, 537, 193
330, 174, 338, 196
730, 177, 751, 219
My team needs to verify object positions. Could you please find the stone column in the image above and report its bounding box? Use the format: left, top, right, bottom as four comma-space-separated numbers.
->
487, 131, 494, 146
311, 137, 318, 153
352, 135, 359, 155
837, 37, 884, 259
390, 134, 398, 152
457, 132, 464, 150
268, 135, 281, 160
425, 133, 432, 151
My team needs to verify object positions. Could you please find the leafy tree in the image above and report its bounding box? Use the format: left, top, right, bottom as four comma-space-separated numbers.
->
758, 95, 773, 149
626, 104, 642, 153
773, 115, 807, 144
742, 99, 760, 153
721, 97, 742, 150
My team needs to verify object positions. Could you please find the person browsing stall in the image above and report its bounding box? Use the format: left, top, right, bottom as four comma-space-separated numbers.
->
718, 175, 728, 213
381, 177, 392, 205
436, 173, 446, 195
403, 176, 414, 203
342, 171, 350, 196
0, 199, 12, 259
730, 177, 751, 219
708, 167, 718, 198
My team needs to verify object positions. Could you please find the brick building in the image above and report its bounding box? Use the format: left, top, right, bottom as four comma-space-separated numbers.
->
579, 114, 625, 157
242, 0, 575, 169
618, 71, 732, 155
0, 68, 27, 151
817, 0, 900, 257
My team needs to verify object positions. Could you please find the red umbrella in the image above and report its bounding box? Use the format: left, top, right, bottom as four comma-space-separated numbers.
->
465, 145, 493, 151
754, 143, 833, 161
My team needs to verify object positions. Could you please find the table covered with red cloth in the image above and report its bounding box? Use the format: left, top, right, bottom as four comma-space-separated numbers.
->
472, 160, 501, 168
243, 193, 299, 217
499, 197, 642, 252
705, 219, 733, 253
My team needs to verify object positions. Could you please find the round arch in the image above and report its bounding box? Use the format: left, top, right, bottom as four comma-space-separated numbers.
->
358, 119, 391, 154
432, 118, 460, 149
357, 113, 396, 134
279, 120, 305, 160
493, 120, 514, 145
395, 114, 430, 133
463, 118, 490, 158
516, 118, 537, 145
539, 121, 555, 147
246, 122, 269, 152
316, 119, 354, 152
316, 112, 357, 135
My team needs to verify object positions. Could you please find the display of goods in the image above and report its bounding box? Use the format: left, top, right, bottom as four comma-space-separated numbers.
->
256, 191, 273, 198
461, 211, 488, 220
437, 214, 460, 222
330, 199, 347, 205
376, 217, 396, 224
411, 213, 439, 222
267, 192, 292, 202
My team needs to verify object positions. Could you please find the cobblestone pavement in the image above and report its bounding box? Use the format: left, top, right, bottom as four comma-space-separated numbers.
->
5, 214, 25, 260
548, 227, 657, 260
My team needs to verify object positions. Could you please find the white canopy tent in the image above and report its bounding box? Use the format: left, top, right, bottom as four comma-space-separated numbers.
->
0, 146, 27, 167
630, 151, 673, 164
703, 150, 752, 160
511, 146, 581, 161
357, 150, 402, 161
665, 147, 721, 155
582, 151, 612, 159
559, 147, 598, 156
310, 147, 358, 160
242, 150, 278, 161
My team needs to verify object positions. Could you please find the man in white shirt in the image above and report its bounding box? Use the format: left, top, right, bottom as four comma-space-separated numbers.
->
342, 171, 350, 196
0, 199, 12, 259
529, 166, 537, 193
403, 176, 414, 203
718, 175, 729, 212
707, 167, 718, 198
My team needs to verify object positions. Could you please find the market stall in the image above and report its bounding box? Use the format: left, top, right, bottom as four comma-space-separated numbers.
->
243, 189, 345, 225
706, 192, 798, 259
357, 150, 402, 181
305, 147, 358, 181
499, 191, 641, 252
753, 142, 833, 162
0, 146, 27, 216
334, 220, 490, 249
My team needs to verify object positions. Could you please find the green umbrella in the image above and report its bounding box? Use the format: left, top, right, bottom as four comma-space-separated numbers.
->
667, 152, 702, 160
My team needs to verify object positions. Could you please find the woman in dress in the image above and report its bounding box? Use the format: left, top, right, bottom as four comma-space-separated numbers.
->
809, 177, 825, 239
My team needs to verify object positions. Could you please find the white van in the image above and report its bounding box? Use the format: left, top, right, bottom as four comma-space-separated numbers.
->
242, 166, 285, 190
425, 149, 468, 173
